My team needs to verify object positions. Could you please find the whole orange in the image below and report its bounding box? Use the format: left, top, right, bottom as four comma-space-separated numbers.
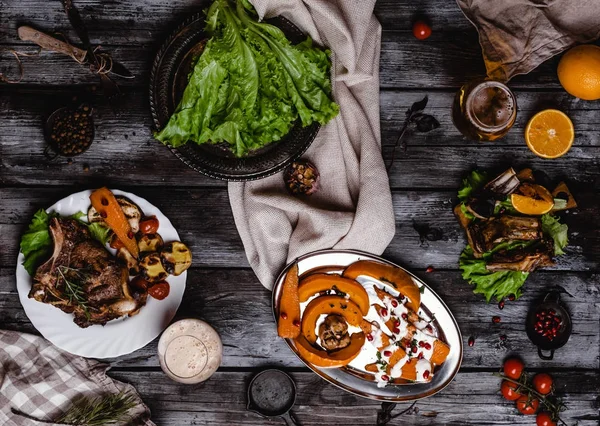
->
557, 44, 600, 101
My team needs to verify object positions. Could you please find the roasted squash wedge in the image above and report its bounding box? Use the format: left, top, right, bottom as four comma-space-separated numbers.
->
294, 332, 365, 368
90, 188, 139, 259
277, 264, 301, 339
298, 273, 370, 315
343, 260, 421, 311
301, 295, 364, 344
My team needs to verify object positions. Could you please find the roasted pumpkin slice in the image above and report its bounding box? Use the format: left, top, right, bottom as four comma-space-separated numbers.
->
301, 295, 364, 344
160, 241, 192, 276
139, 252, 168, 283
138, 233, 164, 253
277, 264, 301, 339
294, 332, 365, 368
342, 260, 420, 311
298, 273, 370, 315
90, 188, 139, 258
430, 340, 451, 366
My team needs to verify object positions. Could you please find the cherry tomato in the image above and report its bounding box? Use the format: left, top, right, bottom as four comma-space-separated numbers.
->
532, 373, 553, 395
536, 412, 557, 426
130, 276, 150, 291
139, 216, 160, 234
500, 380, 522, 401
109, 233, 125, 250
503, 358, 524, 380
148, 281, 170, 300
413, 21, 432, 40
516, 396, 539, 415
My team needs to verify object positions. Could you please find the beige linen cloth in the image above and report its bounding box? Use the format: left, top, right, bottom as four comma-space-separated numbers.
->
229, 0, 395, 289
0, 330, 154, 426
457, 0, 600, 81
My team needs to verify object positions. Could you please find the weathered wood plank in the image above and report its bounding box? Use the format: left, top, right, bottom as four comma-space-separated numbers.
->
106, 370, 600, 425
1, 188, 598, 271
2, 91, 600, 189
2, 268, 598, 369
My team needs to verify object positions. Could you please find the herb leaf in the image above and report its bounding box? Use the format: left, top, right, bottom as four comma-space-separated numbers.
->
414, 114, 440, 132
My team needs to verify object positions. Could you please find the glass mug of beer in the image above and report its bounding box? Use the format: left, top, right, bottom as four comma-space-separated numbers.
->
452, 79, 517, 141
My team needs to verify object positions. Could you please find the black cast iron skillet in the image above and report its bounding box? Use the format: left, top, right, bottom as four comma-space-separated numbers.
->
247, 369, 300, 425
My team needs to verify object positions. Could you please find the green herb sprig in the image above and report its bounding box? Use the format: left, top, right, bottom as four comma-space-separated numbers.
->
56, 391, 137, 426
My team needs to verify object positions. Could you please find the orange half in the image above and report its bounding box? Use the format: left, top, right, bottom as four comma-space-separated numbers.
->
525, 109, 574, 159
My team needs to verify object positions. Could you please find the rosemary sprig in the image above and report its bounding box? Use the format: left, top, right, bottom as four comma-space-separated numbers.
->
57, 266, 90, 320
56, 391, 137, 426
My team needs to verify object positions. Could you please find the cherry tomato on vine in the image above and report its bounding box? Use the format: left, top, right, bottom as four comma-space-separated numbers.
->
503, 358, 524, 380
412, 21, 432, 40
516, 396, 539, 415
500, 380, 522, 401
533, 373, 553, 395
536, 412, 557, 426
148, 281, 170, 300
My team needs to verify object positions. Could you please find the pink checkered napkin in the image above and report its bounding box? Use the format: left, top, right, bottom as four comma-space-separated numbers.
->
0, 330, 155, 426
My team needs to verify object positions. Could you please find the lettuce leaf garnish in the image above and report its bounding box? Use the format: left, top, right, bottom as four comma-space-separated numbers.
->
155, 0, 339, 157
541, 214, 569, 255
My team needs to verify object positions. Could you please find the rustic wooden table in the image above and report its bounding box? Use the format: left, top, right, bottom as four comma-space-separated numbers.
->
1, 1, 599, 425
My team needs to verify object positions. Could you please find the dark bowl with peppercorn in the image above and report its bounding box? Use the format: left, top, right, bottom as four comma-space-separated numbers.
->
44, 105, 94, 158
526, 292, 572, 360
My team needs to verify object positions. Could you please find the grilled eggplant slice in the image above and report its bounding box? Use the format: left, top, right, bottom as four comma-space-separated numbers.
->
138, 233, 164, 253
117, 247, 139, 276
160, 242, 192, 276
88, 196, 142, 233
139, 252, 169, 282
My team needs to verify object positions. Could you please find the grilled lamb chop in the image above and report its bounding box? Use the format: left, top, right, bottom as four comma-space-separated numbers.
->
486, 239, 555, 272
30, 217, 143, 328
467, 216, 543, 255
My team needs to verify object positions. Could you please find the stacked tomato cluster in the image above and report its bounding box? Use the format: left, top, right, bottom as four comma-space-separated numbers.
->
499, 358, 565, 426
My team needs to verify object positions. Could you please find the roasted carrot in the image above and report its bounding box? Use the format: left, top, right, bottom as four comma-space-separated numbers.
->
89, 187, 139, 259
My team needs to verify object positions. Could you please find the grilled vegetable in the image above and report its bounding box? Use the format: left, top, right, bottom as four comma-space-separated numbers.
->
139, 252, 169, 282
551, 181, 577, 210
160, 242, 192, 276
483, 167, 520, 196
138, 233, 164, 253
88, 195, 142, 234
89, 188, 139, 259
117, 248, 140, 276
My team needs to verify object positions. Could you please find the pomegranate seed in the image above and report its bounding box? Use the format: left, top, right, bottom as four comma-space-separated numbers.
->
549, 309, 555, 315
540, 310, 546, 316
499, 334, 507, 341
292, 319, 301, 327
508, 294, 516, 301
426, 325, 433, 333
554, 317, 561, 323
424, 342, 432, 350
426, 266, 434, 273
419, 341, 424, 347
402, 313, 408, 321
468, 336, 475, 346
394, 319, 400, 327
537, 329, 543, 334
412, 346, 418, 353
383, 350, 392, 357
367, 334, 374, 342
381, 375, 390, 381
280, 312, 288, 320
100, 211, 107, 218
498, 300, 505, 310
423, 370, 430, 379
492, 316, 501, 324
391, 299, 398, 308
393, 328, 400, 334
381, 308, 388, 317
418, 352, 424, 359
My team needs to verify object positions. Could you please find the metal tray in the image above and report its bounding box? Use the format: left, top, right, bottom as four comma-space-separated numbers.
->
272, 249, 463, 401
149, 13, 320, 181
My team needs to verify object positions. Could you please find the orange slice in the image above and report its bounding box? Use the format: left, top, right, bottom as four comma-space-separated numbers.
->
524, 109, 574, 159
510, 183, 554, 215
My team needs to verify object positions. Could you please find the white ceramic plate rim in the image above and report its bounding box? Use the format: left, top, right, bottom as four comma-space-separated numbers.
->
16, 189, 186, 359
272, 249, 463, 402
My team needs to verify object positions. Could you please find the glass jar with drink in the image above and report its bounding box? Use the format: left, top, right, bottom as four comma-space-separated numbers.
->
452, 79, 517, 141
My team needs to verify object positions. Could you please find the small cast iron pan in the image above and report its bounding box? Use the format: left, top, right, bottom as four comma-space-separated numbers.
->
526, 291, 572, 360
247, 369, 300, 425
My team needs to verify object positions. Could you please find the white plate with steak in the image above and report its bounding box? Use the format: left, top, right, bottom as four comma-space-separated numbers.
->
16, 189, 187, 359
